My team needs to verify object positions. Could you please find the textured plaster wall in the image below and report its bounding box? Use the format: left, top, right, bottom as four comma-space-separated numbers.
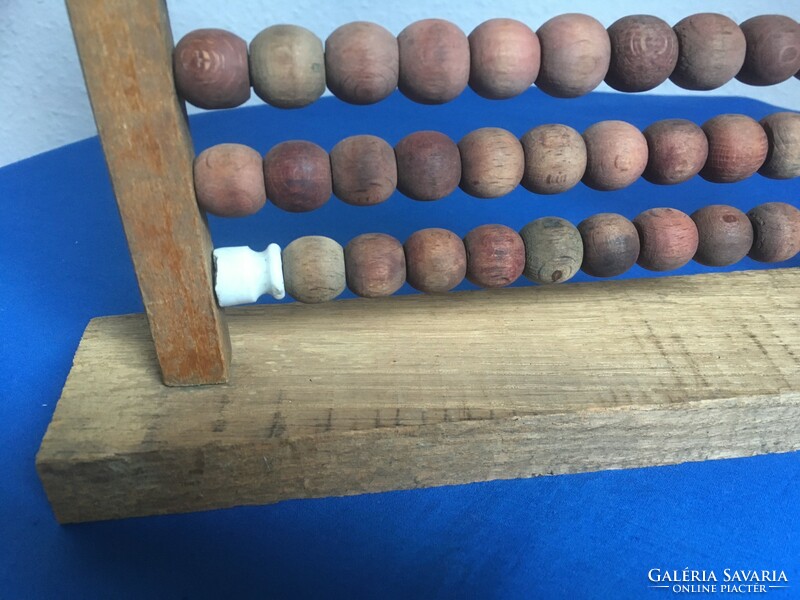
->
1, 0, 799, 167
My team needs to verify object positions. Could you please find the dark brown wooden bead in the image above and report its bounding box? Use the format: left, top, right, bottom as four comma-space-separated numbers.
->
536, 14, 611, 98
690, 205, 753, 267
404, 228, 466, 293
345, 233, 406, 297
519, 124, 587, 194
468, 19, 540, 99
330, 135, 397, 206
582, 120, 648, 191
174, 29, 250, 109
263, 141, 331, 212
701, 114, 768, 183
325, 22, 399, 104
759, 112, 800, 180
737, 15, 800, 86
283, 236, 346, 304
463, 225, 525, 288
250, 25, 325, 108
520, 217, 583, 284
634, 208, 699, 271
642, 119, 709, 185
395, 131, 461, 201
605, 15, 678, 92
670, 14, 746, 90
748, 202, 800, 262
458, 128, 524, 198
193, 144, 265, 217
578, 213, 640, 277
397, 19, 470, 104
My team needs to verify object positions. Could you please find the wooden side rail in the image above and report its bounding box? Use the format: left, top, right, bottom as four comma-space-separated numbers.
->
66, 0, 230, 385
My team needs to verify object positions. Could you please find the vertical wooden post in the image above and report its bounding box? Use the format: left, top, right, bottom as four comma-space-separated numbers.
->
66, 0, 231, 385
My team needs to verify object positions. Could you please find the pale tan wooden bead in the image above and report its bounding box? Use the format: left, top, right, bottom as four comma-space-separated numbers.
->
519, 124, 587, 194
282, 236, 346, 304
520, 217, 583, 284
250, 25, 325, 108
458, 128, 524, 198
582, 120, 649, 191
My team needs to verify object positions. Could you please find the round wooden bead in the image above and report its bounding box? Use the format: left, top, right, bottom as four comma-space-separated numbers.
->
173, 29, 250, 109
263, 141, 331, 212
404, 228, 466, 293
759, 112, 800, 180
578, 213, 640, 278
395, 131, 461, 201
582, 121, 648, 191
700, 114, 768, 183
737, 15, 800, 86
535, 14, 611, 98
458, 128, 524, 198
670, 14, 746, 91
193, 144, 265, 217
463, 225, 525, 288
325, 22, 399, 105
605, 15, 678, 92
250, 25, 325, 108
690, 205, 753, 267
748, 202, 800, 263
642, 119, 709, 185
468, 19, 540, 99
397, 19, 470, 104
519, 124, 587, 194
283, 236, 346, 303
330, 135, 397, 206
634, 208, 699, 271
345, 233, 406, 298
519, 218, 583, 284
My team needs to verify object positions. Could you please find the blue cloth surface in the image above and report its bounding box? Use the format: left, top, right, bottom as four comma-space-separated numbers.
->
1, 88, 799, 599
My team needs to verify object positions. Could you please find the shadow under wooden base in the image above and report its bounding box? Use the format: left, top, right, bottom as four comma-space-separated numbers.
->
37, 269, 800, 523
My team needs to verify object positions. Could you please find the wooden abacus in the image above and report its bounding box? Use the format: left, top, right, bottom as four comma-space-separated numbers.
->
36, 0, 800, 523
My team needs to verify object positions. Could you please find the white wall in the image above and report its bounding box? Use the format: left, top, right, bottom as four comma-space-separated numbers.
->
1, 0, 798, 167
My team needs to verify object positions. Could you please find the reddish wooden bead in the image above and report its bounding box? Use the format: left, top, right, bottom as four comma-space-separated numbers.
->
193, 144, 265, 217
263, 141, 331, 212
634, 208, 699, 271
398, 19, 470, 104
468, 19, 540, 99
345, 233, 406, 297
404, 228, 466, 293
395, 131, 461, 201
642, 119, 709, 185
519, 217, 583, 284
670, 14, 746, 90
690, 205, 753, 267
325, 22, 399, 105
174, 29, 250, 109
582, 121, 648, 191
748, 202, 800, 263
458, 128, 524, 198
519, 124, 587, 194
578, 213, 640, 277
463, 225, 525, 288
605, 15, 678, 92
759, 112, 800, 180
536, 14, 611, 98
701, 114, 768, 183
330, 135, 397, 206
737, 15, 800, 86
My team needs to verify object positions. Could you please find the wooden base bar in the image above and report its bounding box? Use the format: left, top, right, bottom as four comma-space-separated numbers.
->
37, 269, 800, 523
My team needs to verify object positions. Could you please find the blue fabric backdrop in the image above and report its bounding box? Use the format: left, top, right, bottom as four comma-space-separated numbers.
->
2, 88, 799, 598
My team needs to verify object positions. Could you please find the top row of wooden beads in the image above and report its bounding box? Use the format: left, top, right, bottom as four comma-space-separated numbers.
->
173, 14, 800, 109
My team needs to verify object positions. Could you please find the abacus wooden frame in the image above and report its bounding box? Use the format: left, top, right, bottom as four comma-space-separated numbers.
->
36, 0, 800, 524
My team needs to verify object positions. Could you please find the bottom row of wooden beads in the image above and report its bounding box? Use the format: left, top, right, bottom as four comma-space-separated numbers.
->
216, 202, 799, 305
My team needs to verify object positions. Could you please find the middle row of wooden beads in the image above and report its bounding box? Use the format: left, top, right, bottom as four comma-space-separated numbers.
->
195, 113, 800, 217
279, 202, 800, 303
